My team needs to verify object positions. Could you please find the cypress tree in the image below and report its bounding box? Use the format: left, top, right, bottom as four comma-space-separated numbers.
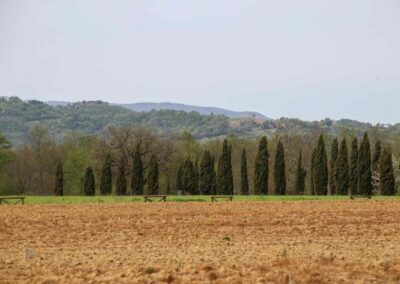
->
116, 159, 127, 195
240, 148, 249, 195
254, 136, 269, 195
294, 150, 306, 195
54, 162, 64, 196
176, 164, 184, 195
194, 157, 199, 194
216, 139, 234, 195
199, 150, 216, 195
349, 138, 359, 195
372, 140, 382, 172
166, 177, 171, 195
329, 138, 339, 195
273, 140, 286, 195
100, 154, 112, 195
371, 140, 382, 194
336, 138, 349, 195
310, 148, 316, 195
380, 146, 396, 196
147, 154, 159, 195
314, 135, 328, 195
131, 144, 144, 195
358, 133, 372, 196
182, 158, 196, 195
84, 166, 95, 196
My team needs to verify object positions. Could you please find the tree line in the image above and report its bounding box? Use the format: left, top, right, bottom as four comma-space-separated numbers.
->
42, 135, 400, 197
0, 125, 397, 196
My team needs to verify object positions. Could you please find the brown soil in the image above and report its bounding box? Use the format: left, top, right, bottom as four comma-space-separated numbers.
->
1, 201, 400, 283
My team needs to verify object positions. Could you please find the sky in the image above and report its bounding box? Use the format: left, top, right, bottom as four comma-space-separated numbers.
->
0, 0, 399, 124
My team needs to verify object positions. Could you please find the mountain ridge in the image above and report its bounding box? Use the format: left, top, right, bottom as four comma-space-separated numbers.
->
46, 101, 269, 120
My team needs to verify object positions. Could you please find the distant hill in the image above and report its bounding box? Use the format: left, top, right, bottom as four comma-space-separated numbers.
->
0, 96, 396, 146
47, 101, 268, 119
116, 102, 269, 119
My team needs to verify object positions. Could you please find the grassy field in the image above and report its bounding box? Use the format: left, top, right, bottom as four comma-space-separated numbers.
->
6, 195, 400, 204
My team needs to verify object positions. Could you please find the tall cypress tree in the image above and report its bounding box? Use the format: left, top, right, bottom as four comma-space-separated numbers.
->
310, 148, 316, 195
329, 138, 339, 195
194, 157, 199, 194
166, 177, 171, 195
371, 140, 382, 194
336, 138, 349, 195
147, 154, 159, 195
116, 158, 127, 195
131, 144, 144, 195
254, 136, 269, 195
358, 133, 372, 196
176, 164, 184, 195
380, 146, 396, 196
199, 150, 216, 195
100, 154, 112, 195
314, 135, 328, 195
274, 140, 286, 195
54, 162, 64, 196
240, 148, 249, 195
372, 140, 382, 172
294, 150, 306, 195
349, 138, 359, 195
84, 166, 95, 196
182, 158, 196, 195
216, 139, 234, 195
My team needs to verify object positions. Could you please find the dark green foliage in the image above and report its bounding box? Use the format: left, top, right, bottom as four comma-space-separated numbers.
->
240, 149, 249, 195
199, 150, 216, 195
54, 162, 63, 196
182, 158, 197, 195
166, 177, 171, 195
310, 148, 316, 195
329, 138, 339, 195
294, 151, 306, 195
349, 138, 359, 195
273, 140, 286, 195
380, 147, 396, 196
147, 154, 159, 195
100, 154, 112, 195
131, 144, 144, 195
216, 139, 234, 195
116, 159, 127, 195
336, 139, 349, 195
358, 133, 372, 196
84, 166, 95, 196
176, 164, 183, 194
314, 135, 328, 195
254, 136, 269, 195
194, 157, 199, 194
372, 140, 382, 172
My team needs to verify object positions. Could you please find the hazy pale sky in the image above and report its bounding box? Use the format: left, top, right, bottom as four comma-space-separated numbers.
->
1, 0, 399, 123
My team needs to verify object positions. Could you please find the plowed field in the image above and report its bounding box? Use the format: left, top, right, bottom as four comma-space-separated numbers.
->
1, 201, 400, 283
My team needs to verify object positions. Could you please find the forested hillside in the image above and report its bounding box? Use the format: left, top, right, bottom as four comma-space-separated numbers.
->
2, 97, 400, 146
